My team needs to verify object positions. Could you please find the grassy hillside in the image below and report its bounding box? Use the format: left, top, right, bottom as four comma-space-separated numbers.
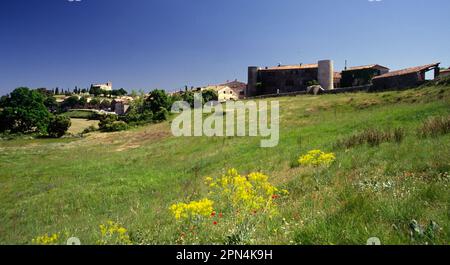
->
67, 119, 99, 135
0, 85, 449, 245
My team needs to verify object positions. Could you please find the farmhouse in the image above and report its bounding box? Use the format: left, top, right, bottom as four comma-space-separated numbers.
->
202, 85, 239, 102
220, 80, 247, 99
440, 68, 450, 78
111, 96, 133, 115
246, 60, 336, 97
246, 59, 445, 97
340, 64, 389, 87
372, 63, 440, 91
91, 82, 113, 91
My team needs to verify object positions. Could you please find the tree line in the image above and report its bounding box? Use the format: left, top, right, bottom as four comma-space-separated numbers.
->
0, 87, 219, 137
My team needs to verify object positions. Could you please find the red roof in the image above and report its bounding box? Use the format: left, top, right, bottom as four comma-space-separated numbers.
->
220, 80, 247, 94
373, 63, 440, 80
344, 64, 389, 71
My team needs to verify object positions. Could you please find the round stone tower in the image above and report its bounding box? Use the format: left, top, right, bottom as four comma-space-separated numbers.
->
246, 66, 258, 97
318, 60, 334, 90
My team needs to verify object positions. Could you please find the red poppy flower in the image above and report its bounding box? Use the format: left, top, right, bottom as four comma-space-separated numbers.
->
213, 221, 218, 225
211, 211, 216, 217
219, 213, 223, 218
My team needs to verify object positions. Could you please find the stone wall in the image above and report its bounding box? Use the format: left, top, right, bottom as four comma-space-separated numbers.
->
257, 68, 318, 95
371, 72, 423, 91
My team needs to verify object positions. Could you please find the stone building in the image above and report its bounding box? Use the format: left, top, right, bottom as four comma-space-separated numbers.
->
111, 97, 133, 115
91, 82, 113, 91
340, 64, 389, 87
372, 63, 440, 91
440, 68, 450, 78
220, 80, 247, 99
201, 85, 239, 102
246, 60, 336, 97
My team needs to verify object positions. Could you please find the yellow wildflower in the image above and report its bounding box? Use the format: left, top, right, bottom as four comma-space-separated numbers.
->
298, 150, 336, 167
31, 233, 60, 245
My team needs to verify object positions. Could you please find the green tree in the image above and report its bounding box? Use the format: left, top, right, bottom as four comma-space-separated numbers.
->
89, 98, 101, 108
99, 99, 112, 110
35, 88, 58, 112
145, 89, 171, 113
44, 96, 58, 113
202, 89, 218, 103
112, 88, 128, 97
78, 96, 88, 107
89, 86, 102, 96
0, 87, 51, 133
61, 96, 81, 110
48, 115, 71, 138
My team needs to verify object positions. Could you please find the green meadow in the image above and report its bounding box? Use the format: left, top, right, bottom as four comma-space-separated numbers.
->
0, 85, 449, 245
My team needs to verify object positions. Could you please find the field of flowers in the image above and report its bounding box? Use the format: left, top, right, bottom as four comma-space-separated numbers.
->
1, 85, 449, 245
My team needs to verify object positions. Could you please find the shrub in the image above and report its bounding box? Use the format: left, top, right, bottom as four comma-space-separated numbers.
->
417, 116, 450, 138
122, 109, 153, 125
110, 121, 128, 132
306, 80, 319, 87
82, 125, 97, 134
154, 107, 169, 122
89, 98, 101, 108
98, 115, 127, 132
48, 115, 71, 138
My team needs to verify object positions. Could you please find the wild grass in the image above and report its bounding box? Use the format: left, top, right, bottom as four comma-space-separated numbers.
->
417, 115, 450, 138
334, 127, 406, 149
0, 85, 449, 245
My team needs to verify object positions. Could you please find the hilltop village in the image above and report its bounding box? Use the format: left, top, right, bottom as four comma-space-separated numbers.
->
1, 58, 449, 138
39, 60, 449, 116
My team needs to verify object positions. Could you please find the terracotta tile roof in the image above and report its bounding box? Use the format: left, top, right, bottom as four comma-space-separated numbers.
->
220, 80, 247, 95
259, 63, 318, 71
440, 69, 450, 74
344, 64, 390, 71
220, 80, 246, 90
373, 63, 440, 80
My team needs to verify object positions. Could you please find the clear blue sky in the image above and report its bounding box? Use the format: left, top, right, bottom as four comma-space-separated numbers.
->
0, 0, 449, 95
